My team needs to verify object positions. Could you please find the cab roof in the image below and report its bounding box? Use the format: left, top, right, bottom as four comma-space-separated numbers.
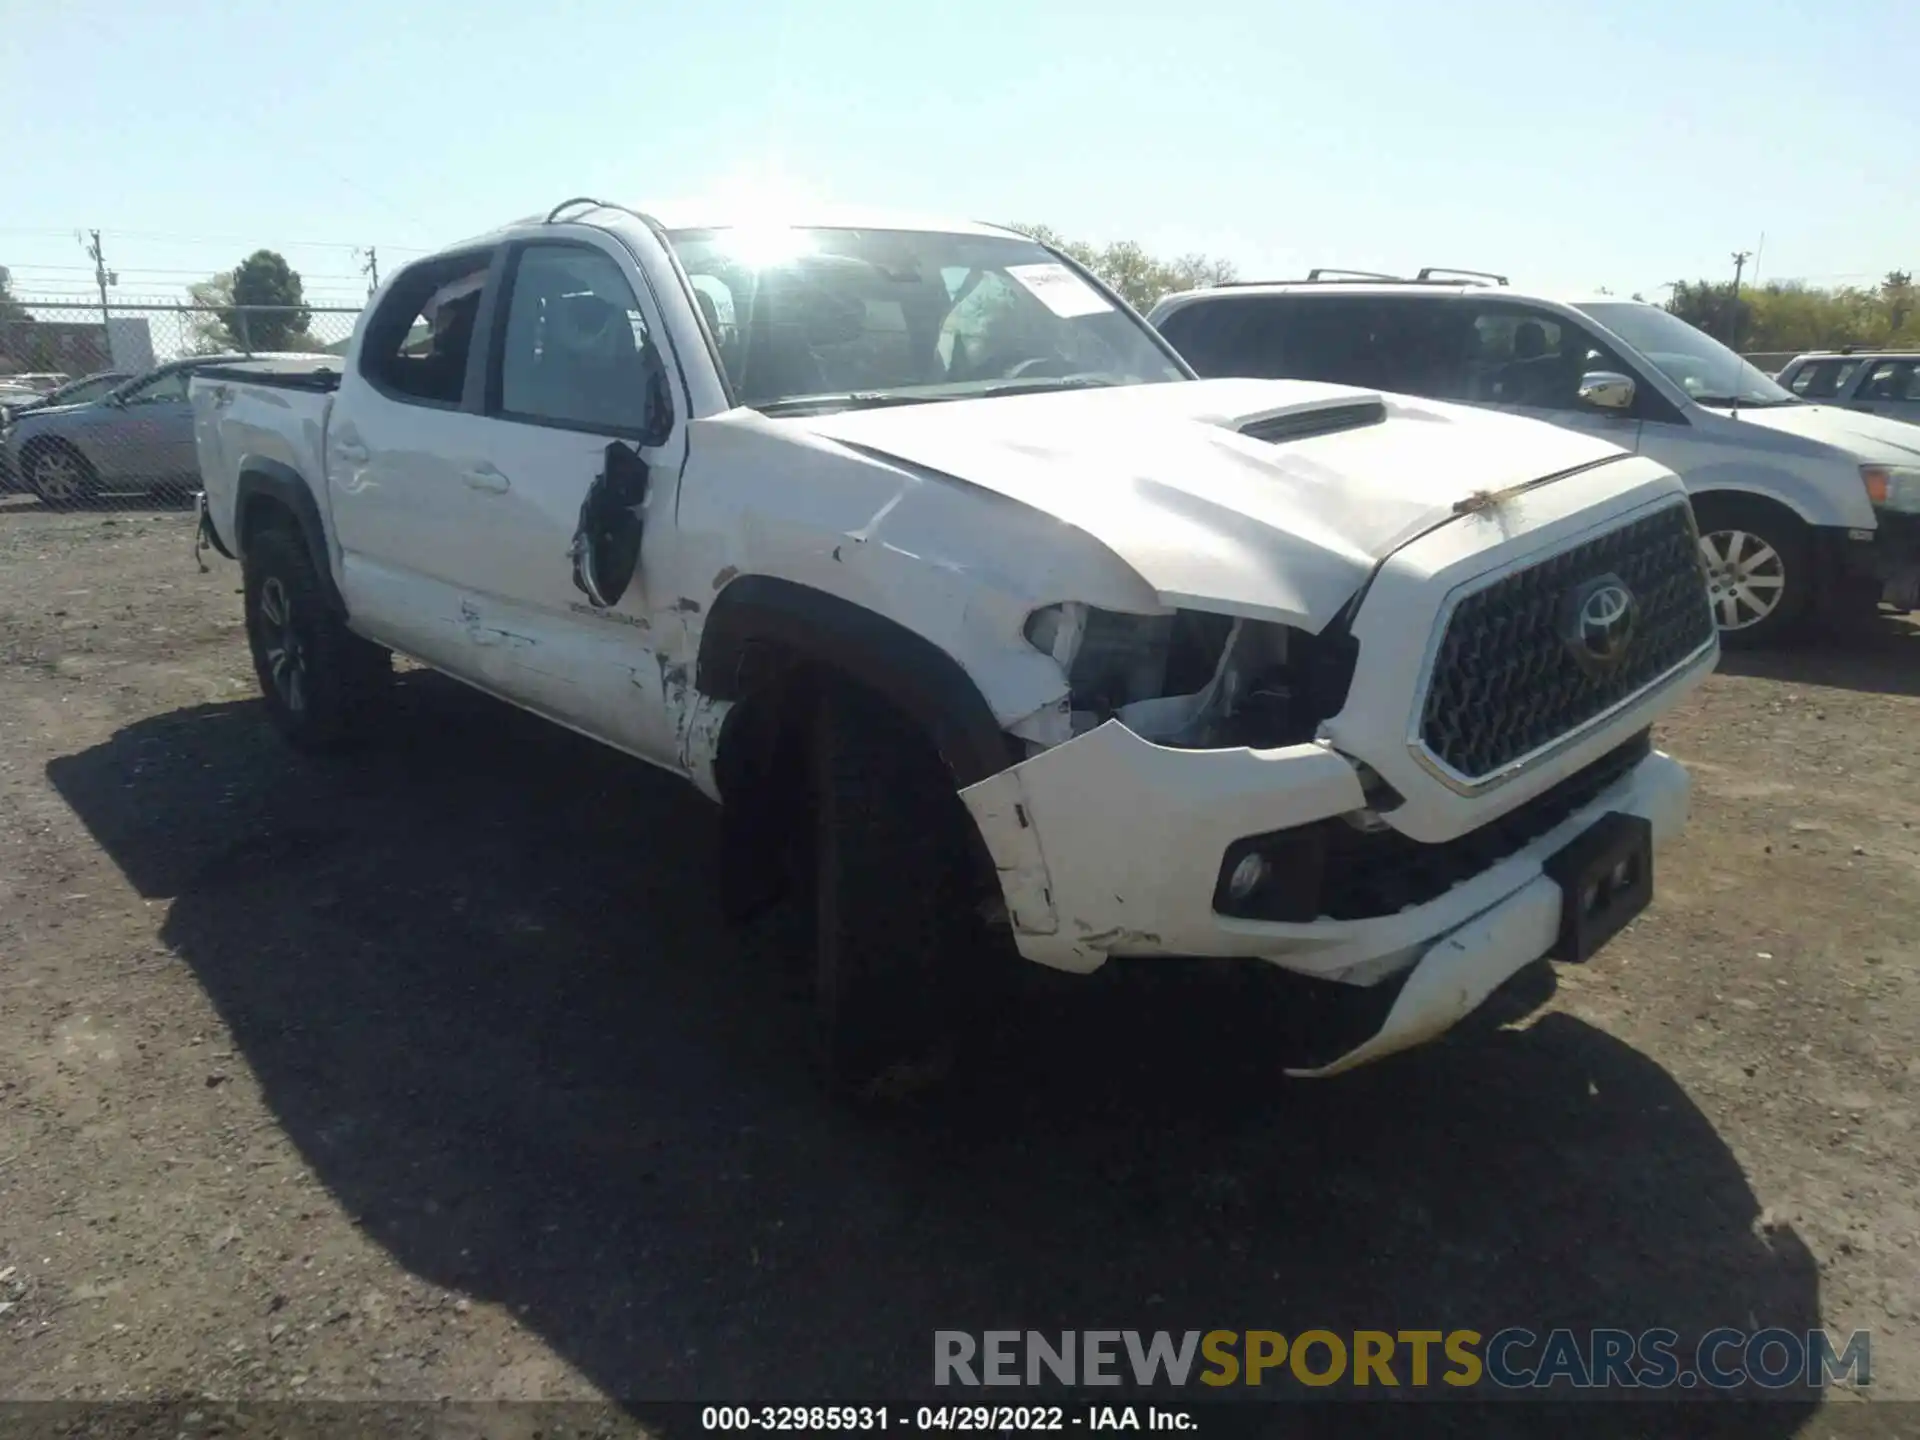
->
443, 201, 1026, 256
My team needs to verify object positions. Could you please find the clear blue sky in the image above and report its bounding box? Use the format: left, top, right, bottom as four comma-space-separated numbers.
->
1, 0, 1913, 311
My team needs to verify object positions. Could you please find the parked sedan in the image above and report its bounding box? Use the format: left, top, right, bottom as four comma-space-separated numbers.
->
1778, 351, 1920, 425
0, 353, 302, 503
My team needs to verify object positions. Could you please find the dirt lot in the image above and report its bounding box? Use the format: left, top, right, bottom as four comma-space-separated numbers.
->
0, 498, 1917, 1433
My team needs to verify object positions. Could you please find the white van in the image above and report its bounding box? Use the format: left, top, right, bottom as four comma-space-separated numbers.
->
1150, 277, 1920, 646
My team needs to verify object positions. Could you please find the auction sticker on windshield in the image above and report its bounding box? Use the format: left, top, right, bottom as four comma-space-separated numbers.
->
1006, 263, 1113, 318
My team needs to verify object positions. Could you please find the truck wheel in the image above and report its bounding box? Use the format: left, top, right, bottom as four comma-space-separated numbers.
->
810, 678, 982, 1095
25, 442, 97, 505
1692, 495, 1811, 649
242, 525, 390, 752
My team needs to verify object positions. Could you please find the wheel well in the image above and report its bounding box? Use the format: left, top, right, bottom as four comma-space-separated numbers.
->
711, 644, 1003, 923
236, 488, 302, 549
19, 434, 91, 470
1690, 489, 1810, 538
232, 466, 347, 615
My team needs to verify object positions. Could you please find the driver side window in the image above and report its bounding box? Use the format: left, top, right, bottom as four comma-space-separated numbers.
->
123, 370, 190, 406
1462, 306, 1634, 414
495, 243, 666, 437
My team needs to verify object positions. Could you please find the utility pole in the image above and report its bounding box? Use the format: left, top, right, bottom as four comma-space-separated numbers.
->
82, 230, 118, 364
1727, 250, 1752, 346
356, 246, 379, 299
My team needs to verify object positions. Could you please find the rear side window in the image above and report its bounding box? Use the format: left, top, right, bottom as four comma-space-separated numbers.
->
360, 252, 493, 406
1859, 359, 1920, 401
1159, 294, 1464, 398
1787, 357, 1863, 399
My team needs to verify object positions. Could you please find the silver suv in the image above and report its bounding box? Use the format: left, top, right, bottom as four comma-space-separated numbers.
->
1150, 274, 1920, 646
1777, 351, 1920, 426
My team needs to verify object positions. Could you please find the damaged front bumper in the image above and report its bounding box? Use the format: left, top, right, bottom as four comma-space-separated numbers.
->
959, 724, 1690, 1077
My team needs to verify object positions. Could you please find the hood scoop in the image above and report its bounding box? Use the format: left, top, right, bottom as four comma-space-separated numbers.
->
1238, 399, 1387, 445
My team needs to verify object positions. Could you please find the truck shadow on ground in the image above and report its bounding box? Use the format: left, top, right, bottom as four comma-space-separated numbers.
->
46, 675, 1823, 1430
1717, 612, 1920, 698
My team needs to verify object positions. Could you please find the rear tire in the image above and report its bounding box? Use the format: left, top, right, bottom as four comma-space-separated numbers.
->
1691, 494, 1811, 649
810, 678, 986, 1096
242, 524, 391, 752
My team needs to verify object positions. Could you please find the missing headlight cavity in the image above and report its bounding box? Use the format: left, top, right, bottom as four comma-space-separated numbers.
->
1026, 604, 1358, 750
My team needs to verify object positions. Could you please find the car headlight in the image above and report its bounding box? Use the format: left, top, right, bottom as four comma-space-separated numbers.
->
1862, 465, 1920, 513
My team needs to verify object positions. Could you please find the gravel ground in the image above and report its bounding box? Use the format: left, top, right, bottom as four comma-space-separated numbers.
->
0, 498, 1916, 1435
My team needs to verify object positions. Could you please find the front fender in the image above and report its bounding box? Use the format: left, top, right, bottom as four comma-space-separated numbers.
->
1681, 457, 1875, 531
697, 574, 1015, 787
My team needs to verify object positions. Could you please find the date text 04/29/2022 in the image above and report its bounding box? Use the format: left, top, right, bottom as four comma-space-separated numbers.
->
700, 1406, 1194, 1431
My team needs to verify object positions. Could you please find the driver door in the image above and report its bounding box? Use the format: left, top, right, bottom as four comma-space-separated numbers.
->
454, 237, 689, 767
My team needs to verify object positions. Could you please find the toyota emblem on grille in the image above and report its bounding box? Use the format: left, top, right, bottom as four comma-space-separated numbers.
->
1560, 573, 1638, 673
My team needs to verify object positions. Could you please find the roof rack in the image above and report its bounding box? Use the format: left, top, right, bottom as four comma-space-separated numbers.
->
1205, 269, 1511, 289
1416, 267, 1509, 286
544, 196, 616, 224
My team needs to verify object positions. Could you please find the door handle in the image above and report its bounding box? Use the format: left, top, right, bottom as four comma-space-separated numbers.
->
463, 466, 511, 495
334, 436, 370, 464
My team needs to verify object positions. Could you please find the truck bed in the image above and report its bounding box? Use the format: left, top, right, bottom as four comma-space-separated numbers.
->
191, 362, 338, 559
193, 355, 343, 392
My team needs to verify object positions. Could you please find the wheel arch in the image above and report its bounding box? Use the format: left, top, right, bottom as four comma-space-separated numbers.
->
233, 461, 346, 615
19, 430, 97, 480
1688, 485, 1819, 536
698, 574, 1017, 796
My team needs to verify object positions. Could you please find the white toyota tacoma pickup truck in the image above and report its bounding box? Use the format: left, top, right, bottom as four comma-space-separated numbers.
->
190, 199, 1718, 1088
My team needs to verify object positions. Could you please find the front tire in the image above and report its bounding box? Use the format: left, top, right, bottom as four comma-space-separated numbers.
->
242, 524, 390, 752
810, 679, 986, 1095
1692, 495, 1811, 649
25, 442, 97, 505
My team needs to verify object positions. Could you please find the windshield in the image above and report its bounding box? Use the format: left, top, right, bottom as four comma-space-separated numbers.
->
51, 373, 124, 405
663, 226, 1188, 413
1575, 302, 1798, 407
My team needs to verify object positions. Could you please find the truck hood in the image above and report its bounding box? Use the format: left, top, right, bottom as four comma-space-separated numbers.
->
795, 377, 1630, 628
1724, 402, 1920, 463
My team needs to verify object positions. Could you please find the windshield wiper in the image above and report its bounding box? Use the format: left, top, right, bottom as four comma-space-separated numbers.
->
1694, 395, 1797, 409
752, 391, 942, 417
975, 376, 1124, 399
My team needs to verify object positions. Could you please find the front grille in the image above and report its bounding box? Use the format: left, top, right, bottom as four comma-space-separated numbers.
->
1215, 730, 1652, 923
1419, 503, 1713, 782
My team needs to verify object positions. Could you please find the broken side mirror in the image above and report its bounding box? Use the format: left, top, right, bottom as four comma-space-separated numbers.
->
570, 441, 650, 609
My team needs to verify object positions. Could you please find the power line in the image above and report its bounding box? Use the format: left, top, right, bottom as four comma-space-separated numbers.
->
0, 225, 429, 252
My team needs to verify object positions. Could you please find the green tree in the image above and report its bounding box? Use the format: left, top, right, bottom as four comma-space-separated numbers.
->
221, 250, 311, 351
1884, 270, 1915, 334
1665, 271, 1920, 353
187, 270, 238, 354
1006, 224, 1238, 312
1666, 279, 1746, 345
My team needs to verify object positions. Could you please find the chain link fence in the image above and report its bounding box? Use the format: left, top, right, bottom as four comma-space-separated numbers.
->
1, 299, 362, 512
